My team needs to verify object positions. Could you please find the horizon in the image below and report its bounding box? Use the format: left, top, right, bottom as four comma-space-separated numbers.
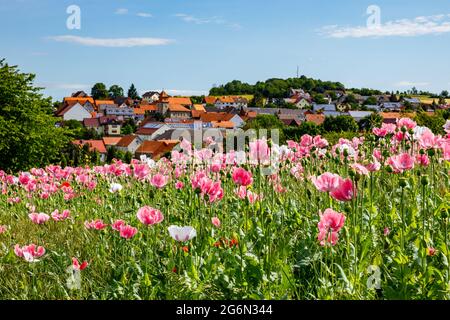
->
1, 0, 450, 100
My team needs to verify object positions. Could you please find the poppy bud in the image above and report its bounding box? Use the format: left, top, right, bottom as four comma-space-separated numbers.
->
399, 177, 407, 188
421, 175, 429, 186
427, 149, 435, 157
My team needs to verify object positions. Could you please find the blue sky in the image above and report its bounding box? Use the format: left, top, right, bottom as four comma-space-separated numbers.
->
1, 0, 450, 100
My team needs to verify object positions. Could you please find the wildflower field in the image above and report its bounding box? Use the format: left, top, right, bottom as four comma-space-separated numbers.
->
1, 118, 450, 300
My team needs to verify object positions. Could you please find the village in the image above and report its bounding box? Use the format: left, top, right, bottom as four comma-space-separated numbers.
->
55, 86, 449, 162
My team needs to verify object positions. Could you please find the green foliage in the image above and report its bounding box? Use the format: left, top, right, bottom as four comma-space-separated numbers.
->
0, 59, 72, 172
121, 119, 137, 135
210, 77, 345, 99
312, 94, 328, 104
284, 122, 322, 140
91, 83, 109, 100
364, 96, 378, 105
358, 113, 383, 132
108, 85, 124, 100
128, 84, 140, 100
244, 115, 286, 144
323, 115, 359, 133
321, 131, 360, 144
415, 111, 446, 134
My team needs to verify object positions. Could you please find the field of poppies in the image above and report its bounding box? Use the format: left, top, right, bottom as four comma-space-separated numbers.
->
0, 118, 449, 300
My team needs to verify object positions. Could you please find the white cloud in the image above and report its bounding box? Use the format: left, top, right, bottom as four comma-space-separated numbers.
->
48, 35, 173, 47
320, 13, 450, 38
175, 13, 241, 30
146, 89, 208, 96
38, 83, 90, 90
115, 8, 128, 15
137, 12, 153, 18
395, 81, 430, 87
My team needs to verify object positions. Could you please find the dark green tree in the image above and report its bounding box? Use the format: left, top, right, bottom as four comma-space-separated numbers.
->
322, 115, 359, 133
128, 84, 140, 100
0, 59, 72, 172
108, 85, 124, 99
91, 83, 109, 100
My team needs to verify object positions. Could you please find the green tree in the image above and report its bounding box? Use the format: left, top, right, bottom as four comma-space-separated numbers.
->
313, 94, 327, 104
284, 121, 322, 140
364, 96, 378, 105
441, 90, 449, 98
128, 84, 140, 100
0, 59, 72, 172
108, 85, 124, 99
358, 113, 382, 132
244, 114, 286, 143
323, 115, 359, 133
91, 83, 109, 100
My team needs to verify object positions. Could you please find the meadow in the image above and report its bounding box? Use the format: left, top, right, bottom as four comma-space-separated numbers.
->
0, 118, 449, 300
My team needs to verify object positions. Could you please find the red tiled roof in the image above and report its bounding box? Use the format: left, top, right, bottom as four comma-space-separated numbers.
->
83, 118, 100, 127
204, 96, 217, 104
168, 104, 191, 112
168, 97, 192, 106
135, 141, 179, 159
305, 114, 325, 125
72, 140, 107, 154
103, 137, 122, 146
116, 135, 138, 147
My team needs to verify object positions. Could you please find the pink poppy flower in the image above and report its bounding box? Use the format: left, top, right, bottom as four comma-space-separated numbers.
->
14, 244, 46, 262
111, 219, 126, 231
84, 219, 108, 230
384, 227, 390, 236
249, 139, 270, 163
350, 163, 369, 176
119, 225, 138, 239
211, 217, 221, 228
310, 172, 340, 193
0, 225, 8, 234
232, 167, 253, 187
150, 174, 169, 189
397, 118, 416, 130
330, 178, 356, 202
387, 153, 415, 173
29, 212, 50, 225
317, 208, 346, 246
72, 257, 89, 271
51, 209, 71, 221
416, 154, 430, 167
175, 181, 184, 190
137, 206, 164, 226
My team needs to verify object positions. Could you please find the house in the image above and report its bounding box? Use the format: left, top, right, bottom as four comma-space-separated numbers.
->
305, 114, 325, 125
105, 105, 135, 119
98, 116, 122, 136
56, 102, 93, 121
168, 97, 193, 107
204, 96, 218, 105
72, 140, 107, 162
135, 141, 179, 160
290, 88, 312, 101
382, 102, 403, 111
71, 91, 89, 98
380, 112, 415, 124
323, 111, 344, 117
95, 100, 116, 112
365, 105, 381, 112
167, 105, 192, 119
142, 91, 160, 103
278, 109, 306, 121
83, 118, 104, 135
348, 111, 373, 122
114, 97, 134, 107
402, 98, 421, 108
193, 104, 206, 112
214, 96, 248, 109
313, 104, 336, 112
116, 135, 143, 154
279, 114, 302, 126
103, 137, 122, 148
63, 96, 95, 106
